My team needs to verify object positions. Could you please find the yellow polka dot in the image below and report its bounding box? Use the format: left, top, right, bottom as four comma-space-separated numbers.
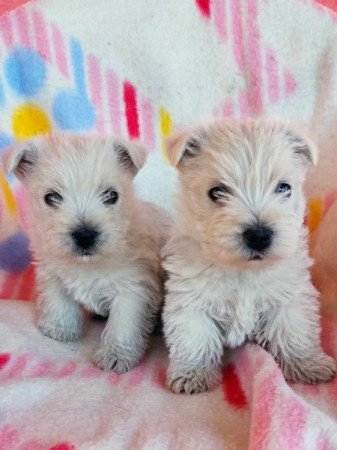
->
12, 103, 51, 140
307, 198, 324, 234
159, 107, 172, 160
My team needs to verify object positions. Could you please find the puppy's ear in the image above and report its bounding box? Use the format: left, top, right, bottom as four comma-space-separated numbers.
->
3, 140, 40, 180
285, 127, 319, 166
113, 138, 147, 176
165, 129, 203, 168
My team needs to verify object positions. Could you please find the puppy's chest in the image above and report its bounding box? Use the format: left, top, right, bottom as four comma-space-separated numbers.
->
60, 269, 119, 314
209, 272, 268, 334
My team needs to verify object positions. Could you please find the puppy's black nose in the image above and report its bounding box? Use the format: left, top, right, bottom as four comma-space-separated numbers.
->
71, 226, 99, 250
242, 225, 273, 252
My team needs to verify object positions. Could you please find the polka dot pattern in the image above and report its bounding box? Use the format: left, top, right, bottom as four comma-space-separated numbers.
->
12, 103, 51, 140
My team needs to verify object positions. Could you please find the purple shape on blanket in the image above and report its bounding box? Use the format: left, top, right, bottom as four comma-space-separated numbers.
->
0, 231, 31, 272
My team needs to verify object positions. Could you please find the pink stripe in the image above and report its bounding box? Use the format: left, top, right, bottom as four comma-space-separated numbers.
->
222, 99, 234, 117
213, 0, 226, 40
235, 347, 254, 397
231, 0, 244, 71
88, 54, 104, 133
14, 7, 31, 47
19, 438, 46, 450
152, 365, 166, 388
300, 383, 320, 397
279, 395, 307, 449
29, 360, 55, 377
239, 91, 250, 119
249, 368, 278, 450
127, 361, 146, 387
107, 372, 120, 385
0, 15, 14, 48
51, 23, 69, 78
247, 0, 263, 115
4, 353, 30, 378
32, 9, 50, 60
0, 0, 31, 16
284, 69, 296, 95
266, 49, 279, 104
57, 361, 77, 378
324, 190, 337, 213
140, 96, 155, 149
106, 69, 122, 136
316, 433, 332, 450
0, 425, 19, 449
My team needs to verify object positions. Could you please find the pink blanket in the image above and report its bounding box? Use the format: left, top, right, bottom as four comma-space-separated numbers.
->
1, 0, 337, 448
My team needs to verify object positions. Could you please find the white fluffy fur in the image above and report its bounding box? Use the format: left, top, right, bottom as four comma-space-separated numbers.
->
163, 119, 336, 394
5, 134, 170, 373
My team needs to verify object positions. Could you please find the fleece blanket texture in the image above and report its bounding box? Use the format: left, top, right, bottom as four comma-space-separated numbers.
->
1, 0, 337, 448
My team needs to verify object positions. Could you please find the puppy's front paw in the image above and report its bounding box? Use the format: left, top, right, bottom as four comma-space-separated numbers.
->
282, 353, 336, 384
168, 368, 218, 394
38, 322, 81, 342
93, 346, 139, 374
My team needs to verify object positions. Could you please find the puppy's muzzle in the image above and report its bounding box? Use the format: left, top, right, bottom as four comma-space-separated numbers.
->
242, 225, 273, 253
71, 225, 99, 252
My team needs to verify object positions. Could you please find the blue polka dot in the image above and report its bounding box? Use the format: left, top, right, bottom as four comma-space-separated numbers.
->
4, 47, 46, 96
0, 231, 31, 272
53, 90, 96, 130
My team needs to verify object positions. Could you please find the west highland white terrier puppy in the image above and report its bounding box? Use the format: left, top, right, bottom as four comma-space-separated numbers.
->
5, 134, 170, 373
163, 119, 336, 394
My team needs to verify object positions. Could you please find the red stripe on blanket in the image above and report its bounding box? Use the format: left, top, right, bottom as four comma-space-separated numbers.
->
153, 365, 167, 388
0, 273, 17, 299
222, 363, 248, 408
315, 0, 337, 13
0, 353, 10, 370
18, 264, 36, 301
195, 0, 211, 18
0, 0, 31, 17
48, 443, 76, 450
123, 82, 140, 139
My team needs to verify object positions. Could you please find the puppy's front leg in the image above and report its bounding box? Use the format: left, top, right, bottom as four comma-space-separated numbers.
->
261, 294, 336, 383
164, 309, 224, 394
37, 279, 83, 342
94, 289, 157, 374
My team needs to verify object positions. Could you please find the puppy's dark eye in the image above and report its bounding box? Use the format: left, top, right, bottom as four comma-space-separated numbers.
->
101, 188, 118, 205
208, 185, 231, 202
44, 191, 63, 208
275, 182, 291, 197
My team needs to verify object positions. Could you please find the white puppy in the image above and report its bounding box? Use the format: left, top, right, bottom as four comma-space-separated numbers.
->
163, 119, 336, 394
5, 134, 169, 373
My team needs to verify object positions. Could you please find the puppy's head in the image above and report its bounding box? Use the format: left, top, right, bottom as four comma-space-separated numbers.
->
4, 134, 147, 261
167, 119, 318, 269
